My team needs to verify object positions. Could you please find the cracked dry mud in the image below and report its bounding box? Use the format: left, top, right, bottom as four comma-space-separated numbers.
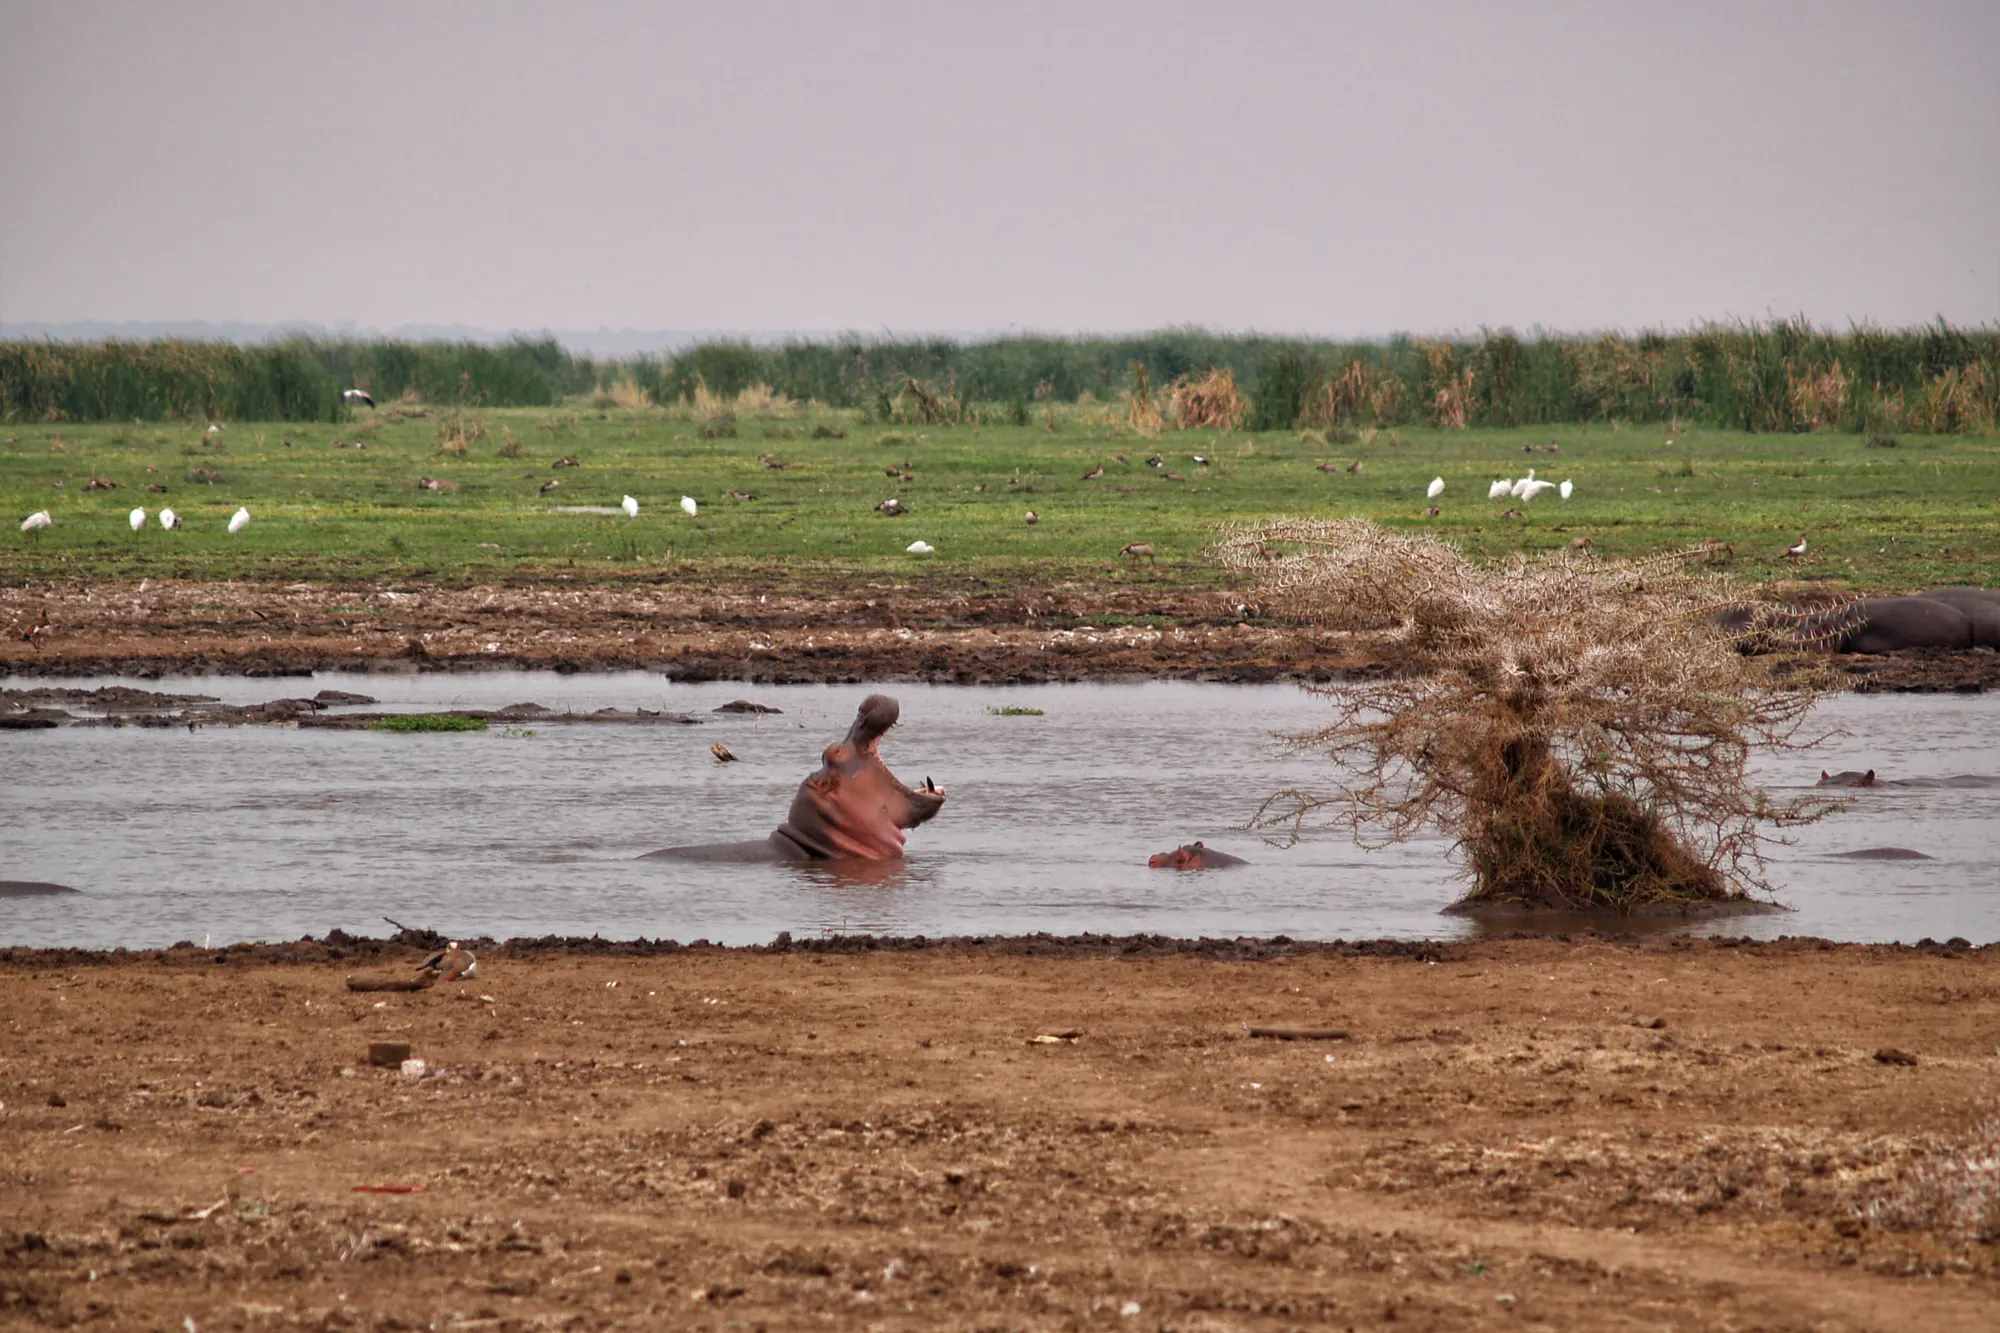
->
4, 937, 1999, 1330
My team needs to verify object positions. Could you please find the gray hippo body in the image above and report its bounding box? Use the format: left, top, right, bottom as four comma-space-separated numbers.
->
1916, 587, 2000, 649
0, 880, 78, 897
1816, 596, 1972, 654
646, 694, 946, 863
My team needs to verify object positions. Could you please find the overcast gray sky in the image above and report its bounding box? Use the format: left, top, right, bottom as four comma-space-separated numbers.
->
3, 0, 1995, 337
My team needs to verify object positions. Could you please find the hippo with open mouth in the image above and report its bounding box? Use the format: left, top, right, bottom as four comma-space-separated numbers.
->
644, 693, 946, 862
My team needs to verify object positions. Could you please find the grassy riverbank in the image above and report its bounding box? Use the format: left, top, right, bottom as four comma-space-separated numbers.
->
3, 405, 1997, 590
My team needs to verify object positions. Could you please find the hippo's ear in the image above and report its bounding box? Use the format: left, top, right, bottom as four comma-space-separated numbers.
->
1864, 770, 1875, 783
1820, 770, 1829, 781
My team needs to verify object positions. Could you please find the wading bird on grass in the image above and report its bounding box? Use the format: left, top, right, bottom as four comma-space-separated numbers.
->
680, 496, 698, 517
1784, 536, 1807, 558
159, 508, 180, 530
1082, 464, 1104, 480
621, 495, 639, 518
906, 540, 935, 555
1488, 479, 1512, 499
1559, 479, 1573, 500
1120, 542, 1156, 562
20, 510, 51, 534
1024, 510, 1038, 524
228, 507, 251, 534
539, 478, 560, 494
1517, 477, 1557, 501
128, 508, 146, 531
1427, 477, 1445, 499
342, 389, 376, 408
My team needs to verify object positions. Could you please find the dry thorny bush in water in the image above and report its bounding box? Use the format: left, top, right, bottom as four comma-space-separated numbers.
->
1215, 519, 1841, 911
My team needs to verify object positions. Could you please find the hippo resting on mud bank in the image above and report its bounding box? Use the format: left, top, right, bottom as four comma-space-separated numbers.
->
644, 694, 945, 863
1714, 587, 2000, 654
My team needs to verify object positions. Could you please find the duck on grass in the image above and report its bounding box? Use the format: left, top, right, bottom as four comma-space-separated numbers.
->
1216, 518, 1842, 916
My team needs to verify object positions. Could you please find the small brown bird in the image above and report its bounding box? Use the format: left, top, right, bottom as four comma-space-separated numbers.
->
1544, 443, 1560, 453
724, 489, 757, 501
1316, 460, 1339, 473
145, 483, 167, 493
710, 742, 738, 763
1524, 442, 1535, 453
885, 466, 902, 477
1113, 454, 1129, 464
1501, 508, 1521, 518
1082, 464, 1104, 480
539, 478, 560, 494
877, 497, 906, 516
552, 455, 579, 469
1191, 454, 1209, 466
1570, 534, 1593, 551
1424, 505, 1440, 517
1145, 454, 1164, 468
760, 456, 792, 470
1120, 542, 1157, 562
1024, 510, 1039, 524
417, 941, 477, 982
1783, 536, 1807, 557
1345, 459, 1363, 474
83, 477, 117, 491
1163, 471, 1185, 481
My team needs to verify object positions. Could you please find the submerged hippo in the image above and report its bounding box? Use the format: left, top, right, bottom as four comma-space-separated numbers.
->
1147, 841, 1248, 870
644, 694, 945, 862
0, 880, 78, 897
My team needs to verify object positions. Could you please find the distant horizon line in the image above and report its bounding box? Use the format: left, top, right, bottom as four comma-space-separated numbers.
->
3, 314, 1990, 356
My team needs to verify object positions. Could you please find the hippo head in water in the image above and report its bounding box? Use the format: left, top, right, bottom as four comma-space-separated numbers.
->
1147, 841, 1248, 870
1818, 769, 1878, 788
773, 694, 945, 858
645, 694, 946, 862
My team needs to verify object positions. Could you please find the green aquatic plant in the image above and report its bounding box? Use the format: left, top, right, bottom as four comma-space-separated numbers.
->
369, 713, 489, 733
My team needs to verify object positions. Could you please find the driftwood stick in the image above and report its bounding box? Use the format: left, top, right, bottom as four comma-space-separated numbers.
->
1243, 1025, 1351, 1041
346, 975, 436, 993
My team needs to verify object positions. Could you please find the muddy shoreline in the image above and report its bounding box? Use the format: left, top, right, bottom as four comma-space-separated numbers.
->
4, 578, 1998, 690
5, 936, 1998, 1331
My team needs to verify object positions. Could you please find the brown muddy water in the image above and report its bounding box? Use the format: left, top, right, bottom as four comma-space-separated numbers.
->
2, 676, 1996, 949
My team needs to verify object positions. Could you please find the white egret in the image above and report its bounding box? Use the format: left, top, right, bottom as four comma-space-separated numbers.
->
227, 507, 251, 534
1509, 468, 1537, 498
1517, 478, 1557, 501
621, 495, 639, 518
1487, 479, 1512, 499
1559, 479, 1573, 500
1426, 477, 1445, 499
906, 540, 935, 555
342, 389, 377, 408
206, 423, 220, 434
159, 508, 180, 530
128, 507, 147, 531
20, 510, 51, 534
680, 495, 698, 517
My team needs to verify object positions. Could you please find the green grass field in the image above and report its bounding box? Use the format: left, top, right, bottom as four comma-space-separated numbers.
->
2, 404, 1994, 590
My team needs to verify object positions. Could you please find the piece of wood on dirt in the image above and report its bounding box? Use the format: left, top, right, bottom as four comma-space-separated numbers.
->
367, 1040, 414, 1067
1243, 1025, 1351, 1041
347, 975, 436, 993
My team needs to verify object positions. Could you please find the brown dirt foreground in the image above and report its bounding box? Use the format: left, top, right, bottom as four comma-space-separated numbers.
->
5, 580, 1998, 689
5, 938, 2000, 1332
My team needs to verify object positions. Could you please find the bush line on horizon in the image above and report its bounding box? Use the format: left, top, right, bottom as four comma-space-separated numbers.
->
2, 320, 1995, 435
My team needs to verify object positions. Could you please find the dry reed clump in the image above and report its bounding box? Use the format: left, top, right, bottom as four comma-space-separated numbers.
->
1861, 1118, 2000, 1243
1214, 519, 1837, 912
1127, 363, 1165, 436
1420, 342, 1475, 430
1169, 368, 1247, 431
436, 409, 487, 456
1785, 361, 1849, 430
605, 378, 652, 411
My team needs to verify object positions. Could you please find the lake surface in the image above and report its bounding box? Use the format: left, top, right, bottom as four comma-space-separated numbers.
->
3, 675, 1996, 948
